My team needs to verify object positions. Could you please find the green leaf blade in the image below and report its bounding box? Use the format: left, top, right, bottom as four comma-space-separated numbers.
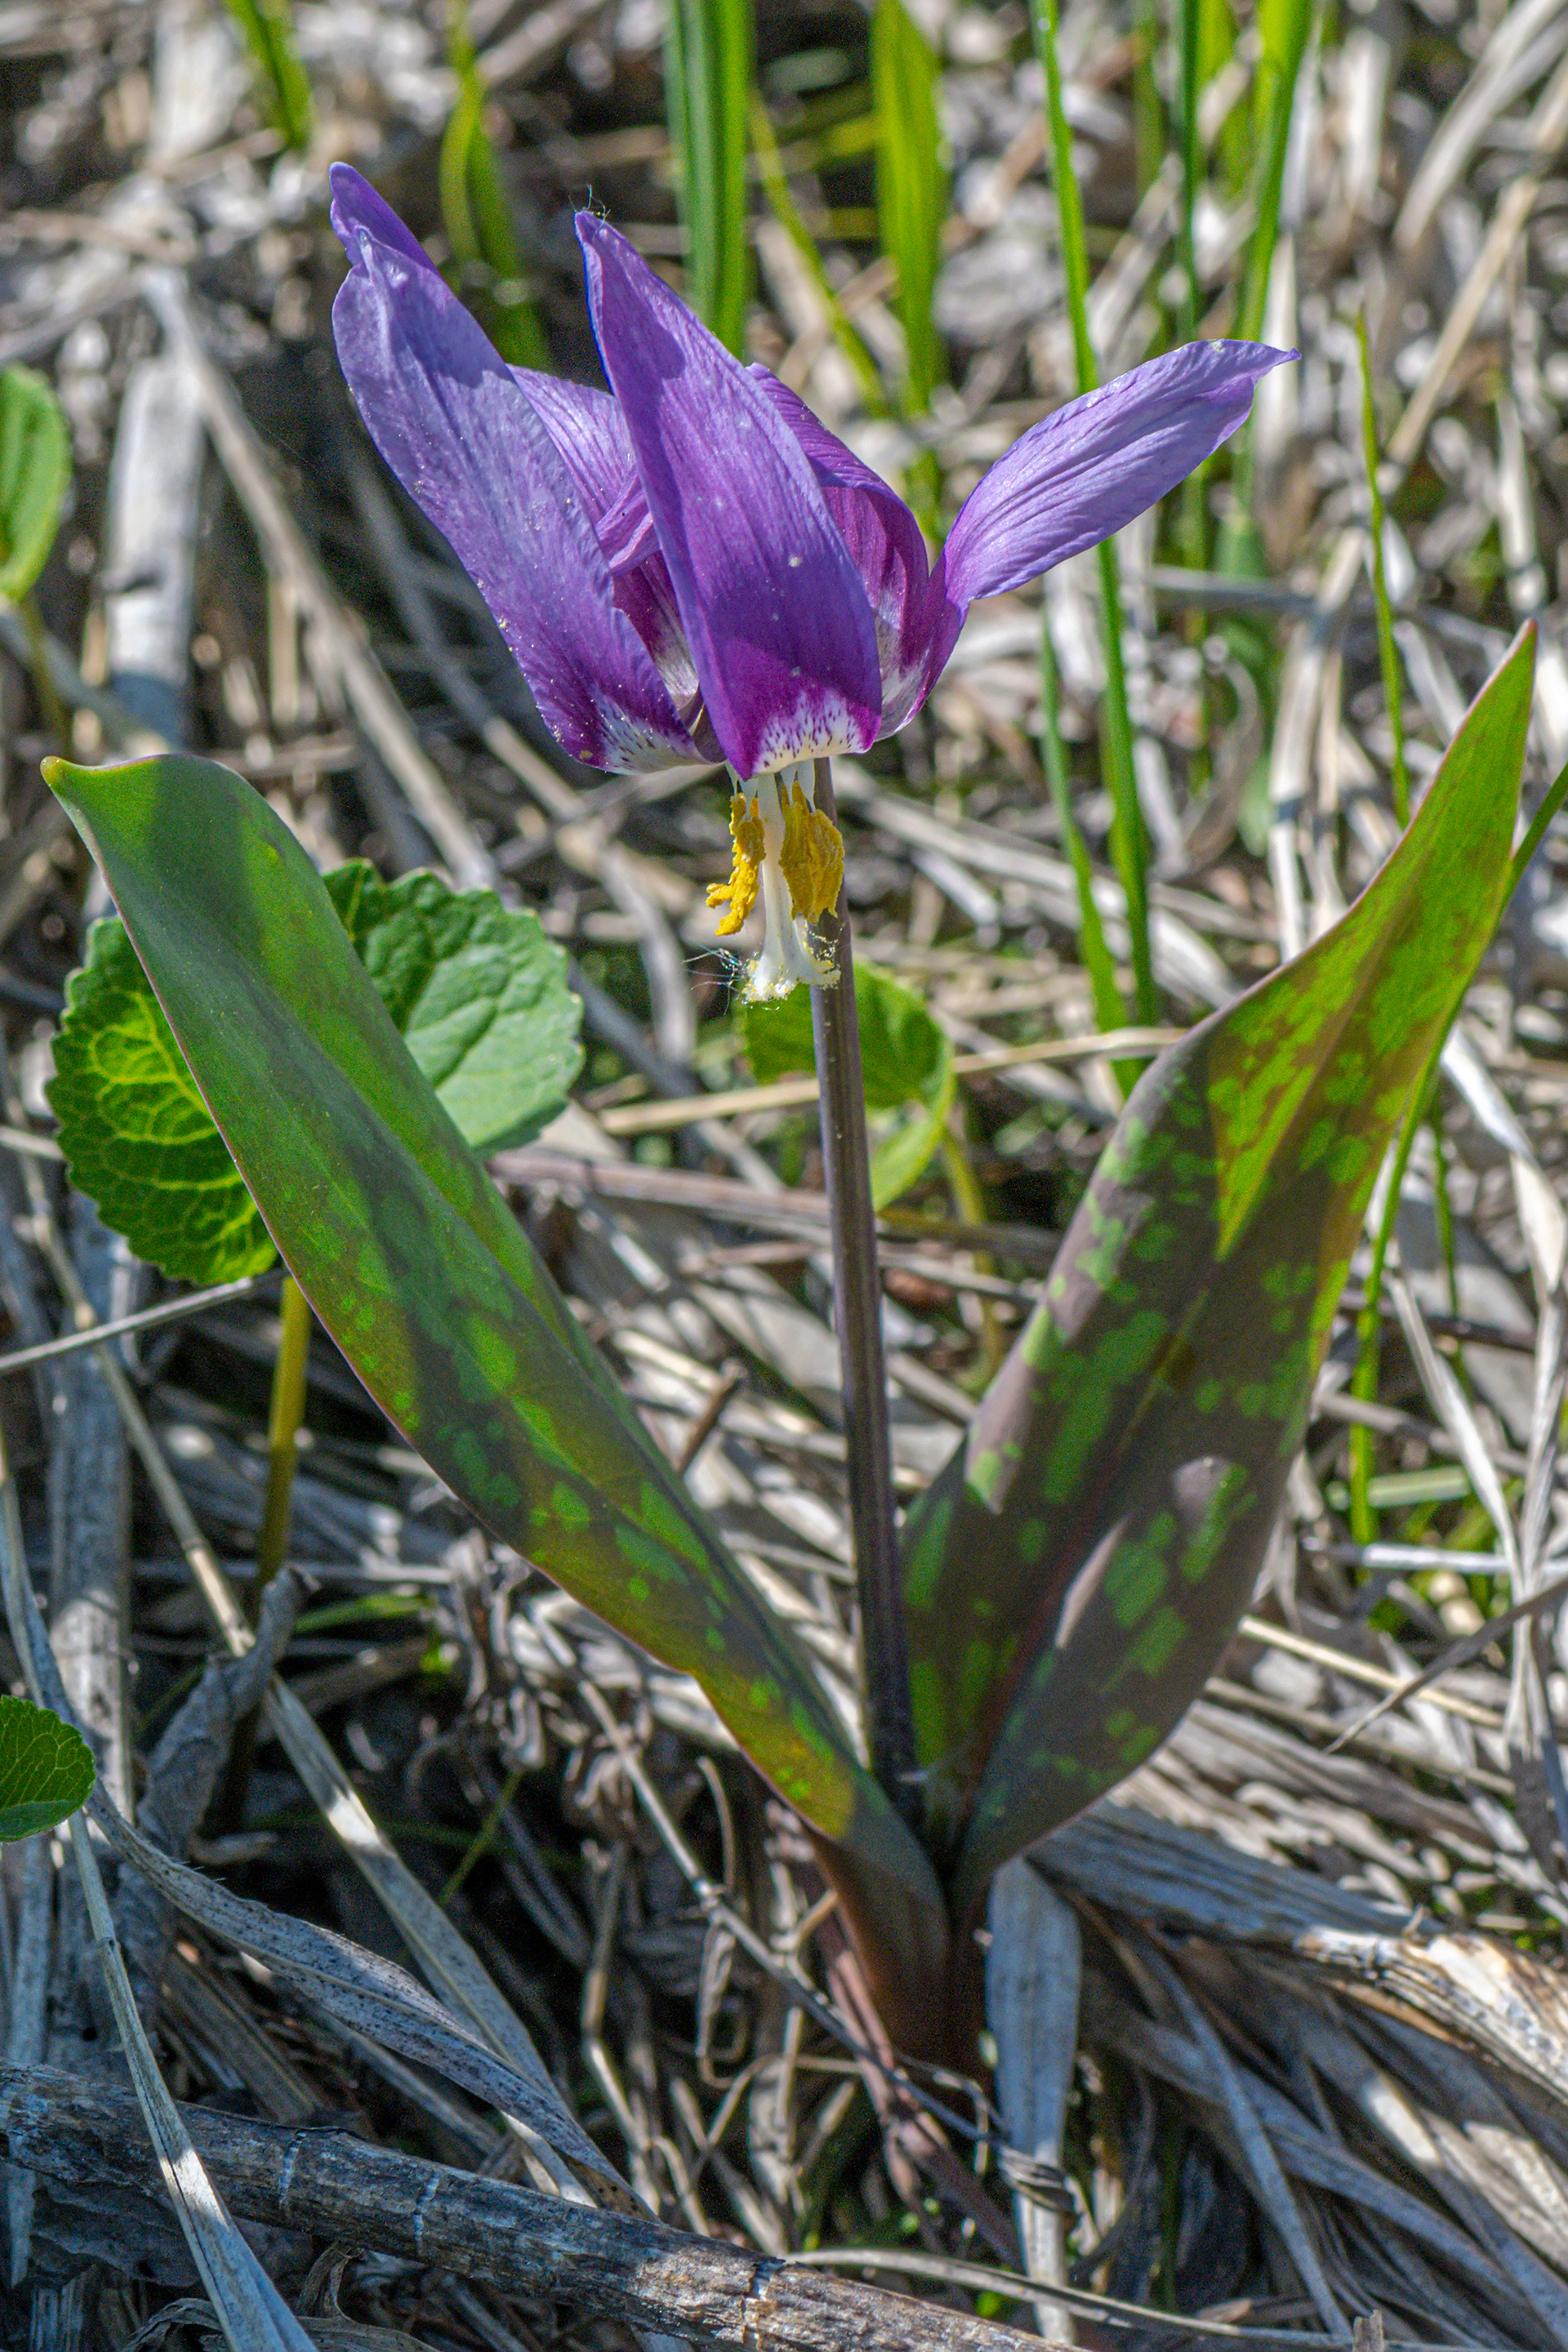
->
899, 628, 1535, 1913
49, 918, 277, 1284
0, 368, 71, 603
45, 754, 944, 1941
0, 1694, 96, 1842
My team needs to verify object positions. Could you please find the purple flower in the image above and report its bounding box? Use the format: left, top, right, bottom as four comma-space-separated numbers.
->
329, 163, 1293, 995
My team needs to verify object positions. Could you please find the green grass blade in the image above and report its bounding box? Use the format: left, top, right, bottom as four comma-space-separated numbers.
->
1040, 628, 1125, 1043
1357, 311, 1410, 826
1176, 0, 1201, 341
1031, 0, 1156, 1028
748, 94, 889, 412
1236, 0, 1312, 346
899, 627, 1535, 1912
871, 0, 947, 420
665, 0, 753, 353
441, 18, 551, 372
220, 0, 313, 154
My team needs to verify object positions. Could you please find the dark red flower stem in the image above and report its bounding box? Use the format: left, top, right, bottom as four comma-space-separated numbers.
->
809, 756, 920, 1834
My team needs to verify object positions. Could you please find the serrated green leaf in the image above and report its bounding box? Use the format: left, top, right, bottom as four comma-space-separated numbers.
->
0, 368, 71, 603
51, 867, 584, 1286
323, 862, 582, 1154
744, 963, 956, 1207
44, 753, 947, 1982
900, 627, 1535, 1914
0, 1694, 95, 1841
49, 917, 277, 1284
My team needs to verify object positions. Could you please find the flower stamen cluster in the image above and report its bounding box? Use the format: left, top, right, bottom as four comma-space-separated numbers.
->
708, 762, 845, 999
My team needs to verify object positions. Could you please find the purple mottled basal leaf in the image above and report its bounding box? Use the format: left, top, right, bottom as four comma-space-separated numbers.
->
42, 750, 950, 2024
899, 628, 1535, 1918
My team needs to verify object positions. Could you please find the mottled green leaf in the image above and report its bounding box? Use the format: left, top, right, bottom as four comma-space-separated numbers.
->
323, 862, 582, 1155
49, 916, 276, 1285
51, 868, 583, 1286
901, 627, 1535, 1914
745, 963, 956, 1206
44, 754, 945, 1958
0, 1695, 95, 1842
0, 368, 70, 603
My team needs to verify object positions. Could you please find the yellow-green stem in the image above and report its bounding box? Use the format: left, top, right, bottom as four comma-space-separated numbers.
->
251, 1274, 312, 1613
1357, 312, 1410, 827
17, 592, 69, 750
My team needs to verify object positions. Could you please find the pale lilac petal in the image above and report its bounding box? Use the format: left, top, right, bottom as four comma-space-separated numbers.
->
940, 340, 1295, 609
746, 373, 935, 733
330, 167, 695, 773
577, 214, 882, 778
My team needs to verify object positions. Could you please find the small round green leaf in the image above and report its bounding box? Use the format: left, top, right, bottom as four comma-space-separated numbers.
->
49, 916, 276, 1284
0, 367, 71, 603
324, 862, 583, 1155
743, 962, 955, 1205
0, 1694, 95, 1842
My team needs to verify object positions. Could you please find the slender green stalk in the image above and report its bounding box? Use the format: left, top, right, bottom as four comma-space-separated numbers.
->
252, 1274, 313, 1613
441, 1757, 526, 1907
1348, 1058, 1436, 1544
1508, 746, 1568, 897
441, 7, 550, 372
1031, 0, 1156, 1029
872, 0, 946, 414
1357, 312, 1410, 827
1040, 626, 1127, 1039
809, 757, 916, 1832
748, 94, 889, 413
17, 591, 69, 751
220, 0, 313, 154
1223, 0, 1312, 550
665, 0, 753, 353
221, 1276, 312, 1824
1175, 0, 1201, 343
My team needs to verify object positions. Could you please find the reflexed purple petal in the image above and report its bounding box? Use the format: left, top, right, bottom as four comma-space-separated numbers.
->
330, 167, 694, 772
940, 340, 1295, 609
577, 215, 882, 778
746, 373, 935, 733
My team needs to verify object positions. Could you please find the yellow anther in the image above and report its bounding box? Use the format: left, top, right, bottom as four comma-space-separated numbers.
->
706, 791, 765, 936
779, 782, 844, 922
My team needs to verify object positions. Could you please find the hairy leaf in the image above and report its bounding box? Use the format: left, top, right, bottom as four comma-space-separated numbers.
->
51, 869, 583, 1286
45, 755, 946, 1966
0, 368, 70, 602
900, 628, 1534, 1913
746, 963, 956, 1206
0, 1695, 95, 1842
